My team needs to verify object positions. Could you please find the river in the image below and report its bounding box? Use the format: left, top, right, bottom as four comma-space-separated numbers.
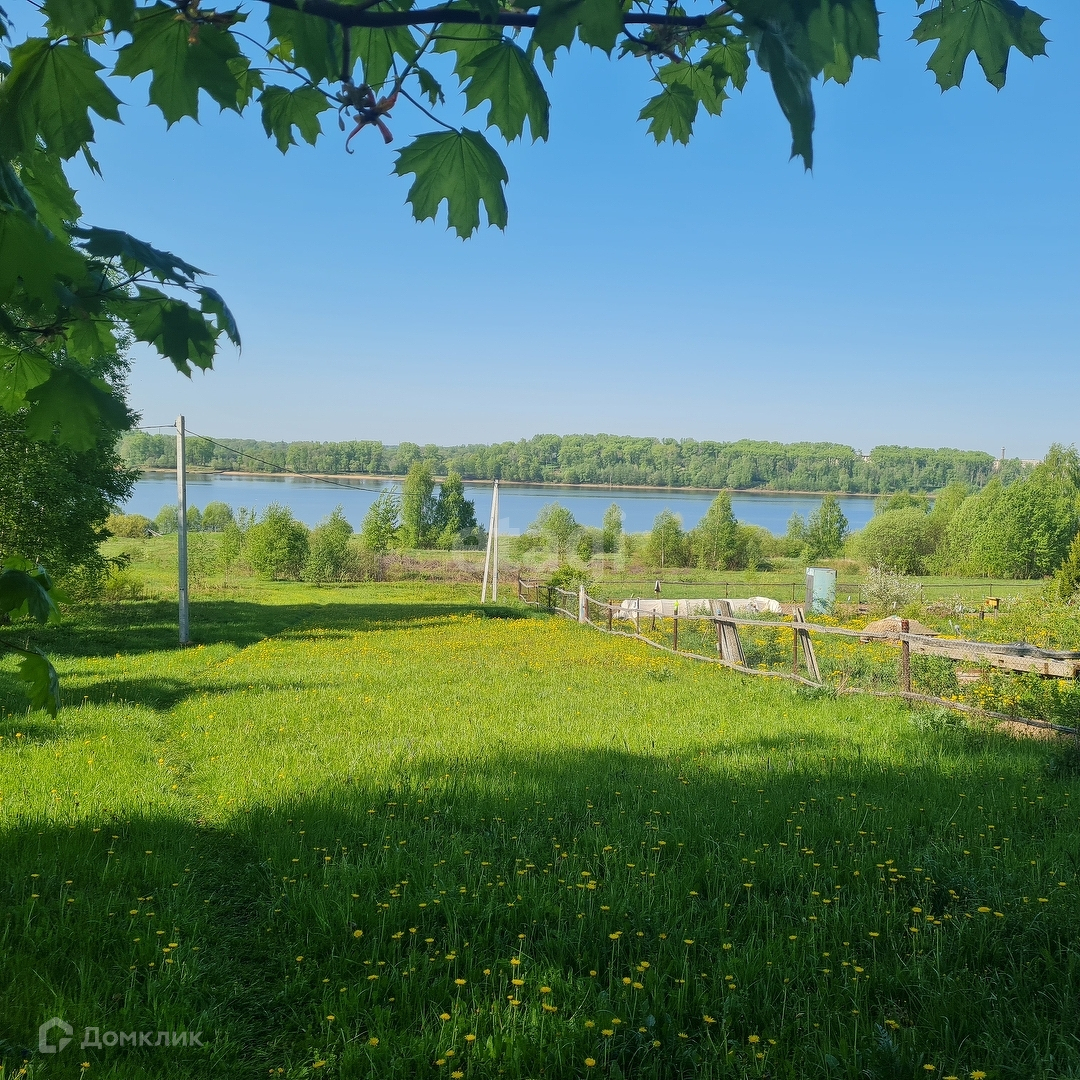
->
127, 473, 877, 535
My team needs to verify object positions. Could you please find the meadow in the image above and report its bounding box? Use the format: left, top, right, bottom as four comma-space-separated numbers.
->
1, 579, 1079, 1079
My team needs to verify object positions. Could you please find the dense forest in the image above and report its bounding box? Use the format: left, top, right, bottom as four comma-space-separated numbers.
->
119, 432, 1029, 494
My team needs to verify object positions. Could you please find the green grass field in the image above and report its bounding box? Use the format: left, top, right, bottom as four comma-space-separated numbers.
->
2, 582, 1078, 1079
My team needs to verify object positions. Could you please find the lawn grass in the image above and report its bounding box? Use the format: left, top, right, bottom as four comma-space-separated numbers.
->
1, 583, 1078, 1079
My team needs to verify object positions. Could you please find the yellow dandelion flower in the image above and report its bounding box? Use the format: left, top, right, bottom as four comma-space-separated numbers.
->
748, 1035, 760, 1044
464, 1034, 476, 1043
585, 1059, 596, 1068
602, 1029, 614, 1037
971, 1073, 987, 1079
368, 1037, 379, 1046
440, 1013, 451, 1021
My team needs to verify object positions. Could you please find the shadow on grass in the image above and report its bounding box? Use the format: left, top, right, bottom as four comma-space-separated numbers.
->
5, 598, 530, 660
1, 738, 1078, 1079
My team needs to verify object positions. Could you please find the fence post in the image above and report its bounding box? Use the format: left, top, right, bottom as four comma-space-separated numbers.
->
673, 616, 678, 652
578, 584, 588, 625
716, 617, 722, 656
792, 617, 800, 675
607, 601, 613, 632
900, 618, 911, 693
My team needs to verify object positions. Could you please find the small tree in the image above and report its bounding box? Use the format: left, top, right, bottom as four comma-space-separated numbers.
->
1056, 530, 1080, 601
105, 513, 152, 538
533, 504, 579, 562
153, 505, 179, 535
433, 471, 478, 549
245, 504, 310, 580
601, 503, 624, 555
803, 496, 848, 562
647, 510, 688, 569
784, 512, 807, 557
360, 493, 400, 554
304, 507, 353, 583
400, 462, 437, 549
857, 507, 935, 575
690, 492, 738, 570
201, 502, 235, 532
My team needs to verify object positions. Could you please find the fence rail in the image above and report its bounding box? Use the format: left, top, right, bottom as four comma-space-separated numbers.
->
516, 579, 1079, 737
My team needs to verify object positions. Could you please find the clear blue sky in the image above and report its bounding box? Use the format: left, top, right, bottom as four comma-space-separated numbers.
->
34, 1, 1080, 455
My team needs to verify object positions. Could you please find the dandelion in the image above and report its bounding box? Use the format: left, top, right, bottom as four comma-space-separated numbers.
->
368, 1037, 379, 1046
451, 1073, 464, 1079
464, 1034, 476, 1043
510, 957, 521, 966
601, 1029, 614, 1037
923, 1066, 936, 1072
585, 1059, 596, 1068
455, 978, 466, 986
440, 1013, 451, 1021
703, 1015, 716, 1024
683, 938, 694, 945
748, 1035, 760, 1044
971, 1073, 987, 1079
540, 986, 552, 994
789, 935, 797, 941
326, 1015, 335, 1021
977, 906, 991, 913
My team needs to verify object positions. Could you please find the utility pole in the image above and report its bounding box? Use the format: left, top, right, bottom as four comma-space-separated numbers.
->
176, 415, 189, 645
492, 480, 499, 602
481, 479, 500, 603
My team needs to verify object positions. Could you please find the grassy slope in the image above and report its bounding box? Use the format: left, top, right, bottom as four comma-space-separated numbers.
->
1, 584, 1078, 1079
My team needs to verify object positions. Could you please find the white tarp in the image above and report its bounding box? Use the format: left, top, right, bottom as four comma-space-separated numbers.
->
617, 596, 782, 619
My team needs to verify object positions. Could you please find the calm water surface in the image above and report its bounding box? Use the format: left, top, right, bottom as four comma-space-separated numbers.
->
127, 473, 876, 535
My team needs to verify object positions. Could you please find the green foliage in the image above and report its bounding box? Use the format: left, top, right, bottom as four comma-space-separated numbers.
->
463, 40, 550, 142
1055, 531, 1080, 602
601, 502, 623, 555
647, 508, 689, 569
803, 494, 848, 561
360, 492, 400, 554
912, 0, 1048, 91
118, 434, 1016, 493
0, 554, 61, 714
939, 449, 1080, 578
105, 512, 151, 538
688, 492, 738, 570
432, 470, 479, 549
0, 394, 135, 573
244, 503, 310, 580
200, 501, 234, 532
857, 506, 936, 575
400, 461, 437, 549
153, 504, 179, 535
394, 130, 508, 239
303, 506, 353, 583
529, 503, 579, 562
259, 85, 330, 152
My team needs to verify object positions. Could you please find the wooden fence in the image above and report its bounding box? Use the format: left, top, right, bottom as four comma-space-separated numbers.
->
517, 579, 1080, 738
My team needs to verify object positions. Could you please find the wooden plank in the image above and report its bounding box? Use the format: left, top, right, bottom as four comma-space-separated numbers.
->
909, 640, 1080, 678
792, 607, 821, 682
714, 600, 746, 666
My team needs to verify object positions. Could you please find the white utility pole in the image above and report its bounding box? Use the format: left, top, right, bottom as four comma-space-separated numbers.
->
176, 415, 189, 645
481, 479, 499, 603
492, 480, 499, 602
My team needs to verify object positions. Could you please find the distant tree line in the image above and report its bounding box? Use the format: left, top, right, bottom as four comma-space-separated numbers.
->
118, 432, 1029, 495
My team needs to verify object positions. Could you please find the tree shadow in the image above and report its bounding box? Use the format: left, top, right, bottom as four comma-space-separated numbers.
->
1, 738, 1076, 1078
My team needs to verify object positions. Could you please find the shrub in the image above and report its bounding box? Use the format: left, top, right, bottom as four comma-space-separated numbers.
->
153, 505, 179, 534
857, 507, 936, 574
304, 507, 354, 583
864, 567, 923, 612
647, 510, 689, 569
106, 512, 152, 538
201, 502, 235, 532
245, 504, 310, 580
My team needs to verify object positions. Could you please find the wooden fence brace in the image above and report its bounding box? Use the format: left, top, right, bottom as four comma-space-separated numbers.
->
714, 600, 746, 666
673, 616, 678, 652
900, 618, 911, 693
792, 607, 821, 683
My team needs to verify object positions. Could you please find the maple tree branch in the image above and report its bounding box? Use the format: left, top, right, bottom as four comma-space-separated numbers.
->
254, 0, 725, 30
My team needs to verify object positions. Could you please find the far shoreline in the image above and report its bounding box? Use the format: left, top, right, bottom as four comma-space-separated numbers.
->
134, 468, 889, 499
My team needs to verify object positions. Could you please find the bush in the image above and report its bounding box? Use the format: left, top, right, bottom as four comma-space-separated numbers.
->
245, 504, 310, 580
153, 505, 179, 534
856, 507, 936, 575
864, 567, 923, 612
304, 507, 354, 583
201, 502, 235, 532
106, 512, 151, 538
647, 510, 689, 569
